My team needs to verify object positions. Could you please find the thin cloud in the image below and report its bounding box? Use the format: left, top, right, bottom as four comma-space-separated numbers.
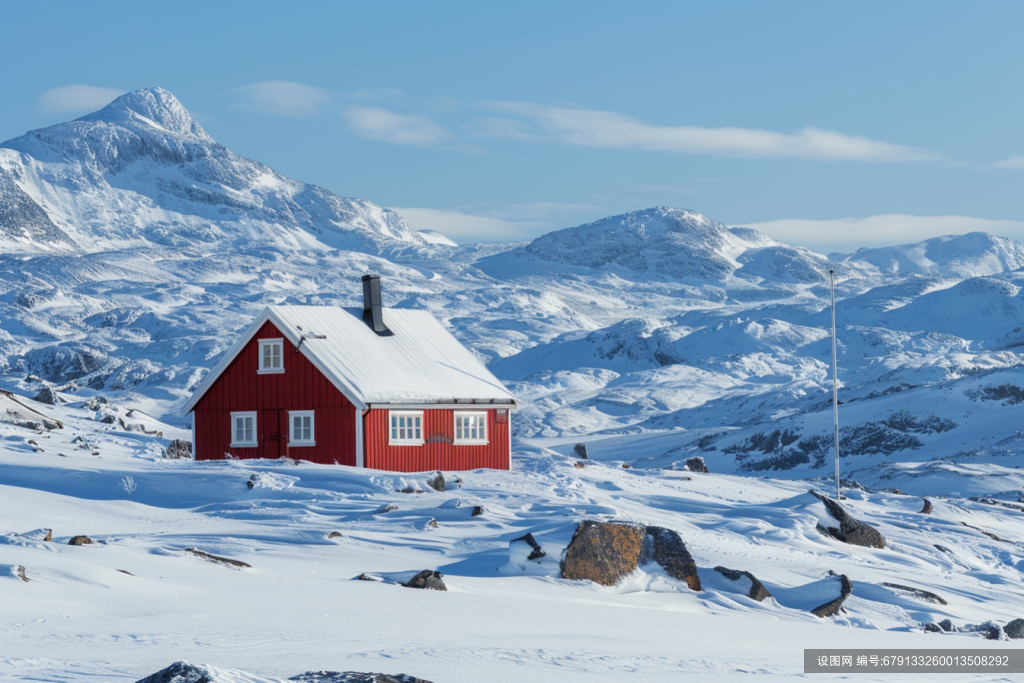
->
345, 106, 454, 147
478, 102, 945, 164
738, 214, 1024, 254
37, 85, 127, 115
228, 81, 334, 117
993, 153, 1024, 170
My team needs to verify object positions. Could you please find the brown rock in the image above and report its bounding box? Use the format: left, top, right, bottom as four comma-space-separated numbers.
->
647, 526, 701, 591
714, 566, 771, 602
573, 461, 585, 469
328, 531, 343, 539
560, 521, 645, 586
811, 574, 852, 617
920, 498, 933, 514
68, 535, 93, 546
426, 518, 438, 528
44, 528, 52, 542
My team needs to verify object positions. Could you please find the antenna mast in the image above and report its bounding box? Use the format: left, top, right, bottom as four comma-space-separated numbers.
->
829, 269, 840, 500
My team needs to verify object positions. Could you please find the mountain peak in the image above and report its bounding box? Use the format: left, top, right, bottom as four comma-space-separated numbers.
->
76, 87, 212, 141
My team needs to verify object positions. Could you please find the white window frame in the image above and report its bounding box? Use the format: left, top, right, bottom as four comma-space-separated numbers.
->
288, 410, 316, 447
230, 411, 258, 448
389, 410, 424, 446
454, 411, 488, 445
257, 338, 284, 374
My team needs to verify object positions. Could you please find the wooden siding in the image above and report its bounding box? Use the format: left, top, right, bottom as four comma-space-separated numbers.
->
192, 320, 357, 465
364, 407, 510, 472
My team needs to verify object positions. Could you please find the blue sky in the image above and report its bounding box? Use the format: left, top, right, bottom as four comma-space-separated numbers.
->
3, 1, 1023, 252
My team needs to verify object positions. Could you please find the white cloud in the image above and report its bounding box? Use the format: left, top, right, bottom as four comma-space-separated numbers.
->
993, 153, 1024, 170
345, 106, 453, 146
229, 81, 334, 117
37, 85, 127, 115
737, 214, 1024, 254
389, 207, 548, 243
477, 102, 944, 163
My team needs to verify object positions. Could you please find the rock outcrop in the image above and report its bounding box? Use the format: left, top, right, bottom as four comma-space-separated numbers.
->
402, 570, 447, 591
134, 662, 215, 683
810, 490, 886, 549
573, 443, 589, 459
511, 532, 546, 561
290, 671, 434, 682
164, 439, 192, 459
713, 566, 771, 602
1005, 618, 1024, 639
68, 535, 93, 546
426, 472, 445, 492
920, 498, 933, 514
561, 521, 646, 586
881, 582, 948, 605
685, 456, 709, 473
185, 547, 251, 569
810, 574, 852, 617
647, 526, 701, 591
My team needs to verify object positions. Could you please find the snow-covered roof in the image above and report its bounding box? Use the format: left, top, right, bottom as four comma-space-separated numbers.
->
182, 305, 516, 414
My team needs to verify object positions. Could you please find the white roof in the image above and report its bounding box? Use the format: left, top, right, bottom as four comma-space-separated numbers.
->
182, 305, 516, 414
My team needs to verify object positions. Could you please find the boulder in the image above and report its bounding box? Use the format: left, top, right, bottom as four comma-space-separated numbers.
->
685, 457, 708, 474
134, 661, 214, 683
647, 526, 701, 591
33, 386, 62, 405
920, 498, 933, 514
923, 622, 942, 633
810, 490, 886, 549
963, 621, 1003, 640
403, 570, 447, 591
573, 443, 589, 459
328, 531, 343, 539
560, 521, 645, 586
810, 574, 852, 618
1004, 618, 1024, 639
573, 461, 585, 469
426, 518, 438, 529
470, 506, 485, 517
881, 582, 948, 605
15, 565, 29, 582
68, 535, 93, 546
44, 528, 52, 542
185, 547, 251, 569
713, 566, 771, 602
375, 503, 399, 514
290, 672, 434, 682
510, 532, 545, 561
938, 619, 955, 632
426, 472, 445, 492
164, 439, 192, 459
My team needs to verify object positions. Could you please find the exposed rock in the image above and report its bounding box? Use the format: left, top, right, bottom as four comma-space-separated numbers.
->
134, 661, 214, 683
290, 671, 434, 682
881, 582, 948, 605
810, 574, 852, 618
402, 570, 447, 591
164, 439, 192, 459
185, 547, 251, 569
375, 503, 399, 514
573, 443, 589, 459
810, 490, 886, 548
960, 522, 1005, 542
713, 566, 771, 602
15, 565, 29, 582
33, 386, 63, 405
470, 506, 485, 517
426, 518, 438, 529
68, 535, 93, 546
621, 463, 631, 469
117, 569, 136, 576
561, 521, 645, 586
246, 474, 258, 489
878, 488, 906, 495
510, 532, 546, 561
815, 522, 840, 540
920, 498, 933, 514
685, 456, 708, 474
27, 439, 43, 452
356, 573, 382, 582
99, 414, 117, 424
573, 461, 585, 469
44, 528, 52, 542
963, 621, 1004, 640
647, 526, 701, 591
426, 471, 445, 492
328, 532, 343, 539
938, 619, 955, 632
970, 497, 1024, 513
1005, 618, 1024, 639
923, 622, 943, 633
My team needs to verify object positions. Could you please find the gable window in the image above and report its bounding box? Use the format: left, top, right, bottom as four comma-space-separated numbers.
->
258, 338, 284, 374
289, 410, 315, 447
389, 411, 423, 445
454, 411, 488, 445
230, 411, 257, 448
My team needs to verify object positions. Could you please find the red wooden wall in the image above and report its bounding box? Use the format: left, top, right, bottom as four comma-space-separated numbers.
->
192, 321, 357, 465
363, 408, 510, 472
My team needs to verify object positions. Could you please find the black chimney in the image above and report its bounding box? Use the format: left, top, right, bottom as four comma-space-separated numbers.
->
361, 274, 391, 335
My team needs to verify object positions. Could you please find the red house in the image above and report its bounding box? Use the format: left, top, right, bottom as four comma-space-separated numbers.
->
181, 275, 517, 471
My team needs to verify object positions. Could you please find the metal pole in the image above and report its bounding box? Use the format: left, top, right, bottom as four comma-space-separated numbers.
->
829, 269, 840, 500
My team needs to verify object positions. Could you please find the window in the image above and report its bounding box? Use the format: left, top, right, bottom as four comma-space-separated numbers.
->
389, 411, 423, 445
230, 411, 257, 447
289, 410, 315, 447
454, 411, 488, 445
258, 338, 284, 374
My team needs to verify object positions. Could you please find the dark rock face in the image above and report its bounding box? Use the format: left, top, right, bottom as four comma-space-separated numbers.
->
714, 566, 771, 602
134, 661, 213, 683
963, 621, 1004, 640
938, 619, 955, 632
685, 456, 708, 474
185, 547, 251, 569
810, 574, 852, 618
1005, 618, 1024, 639
24, 343, 109, 383
920, 498, 933, 514
403, 570, 446, 591
881, 582, 948, 605
923, 622, 942, 633
573, 443, 589, 459
33, 386, 62, 405
290, 672, 434, 682
426, 472, 445, 492
328, 532, 343, 539
561, 521, 645, 586
511, 532, 546, 561
376, 503, 399, 513
15, 565, 29, 582
647, 526, 701, 591
470, 506, 485, 517
810, 490, 886, 549
961, 522, 1005, 542
165, 440, 192, 459
68, 535, 93, 546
